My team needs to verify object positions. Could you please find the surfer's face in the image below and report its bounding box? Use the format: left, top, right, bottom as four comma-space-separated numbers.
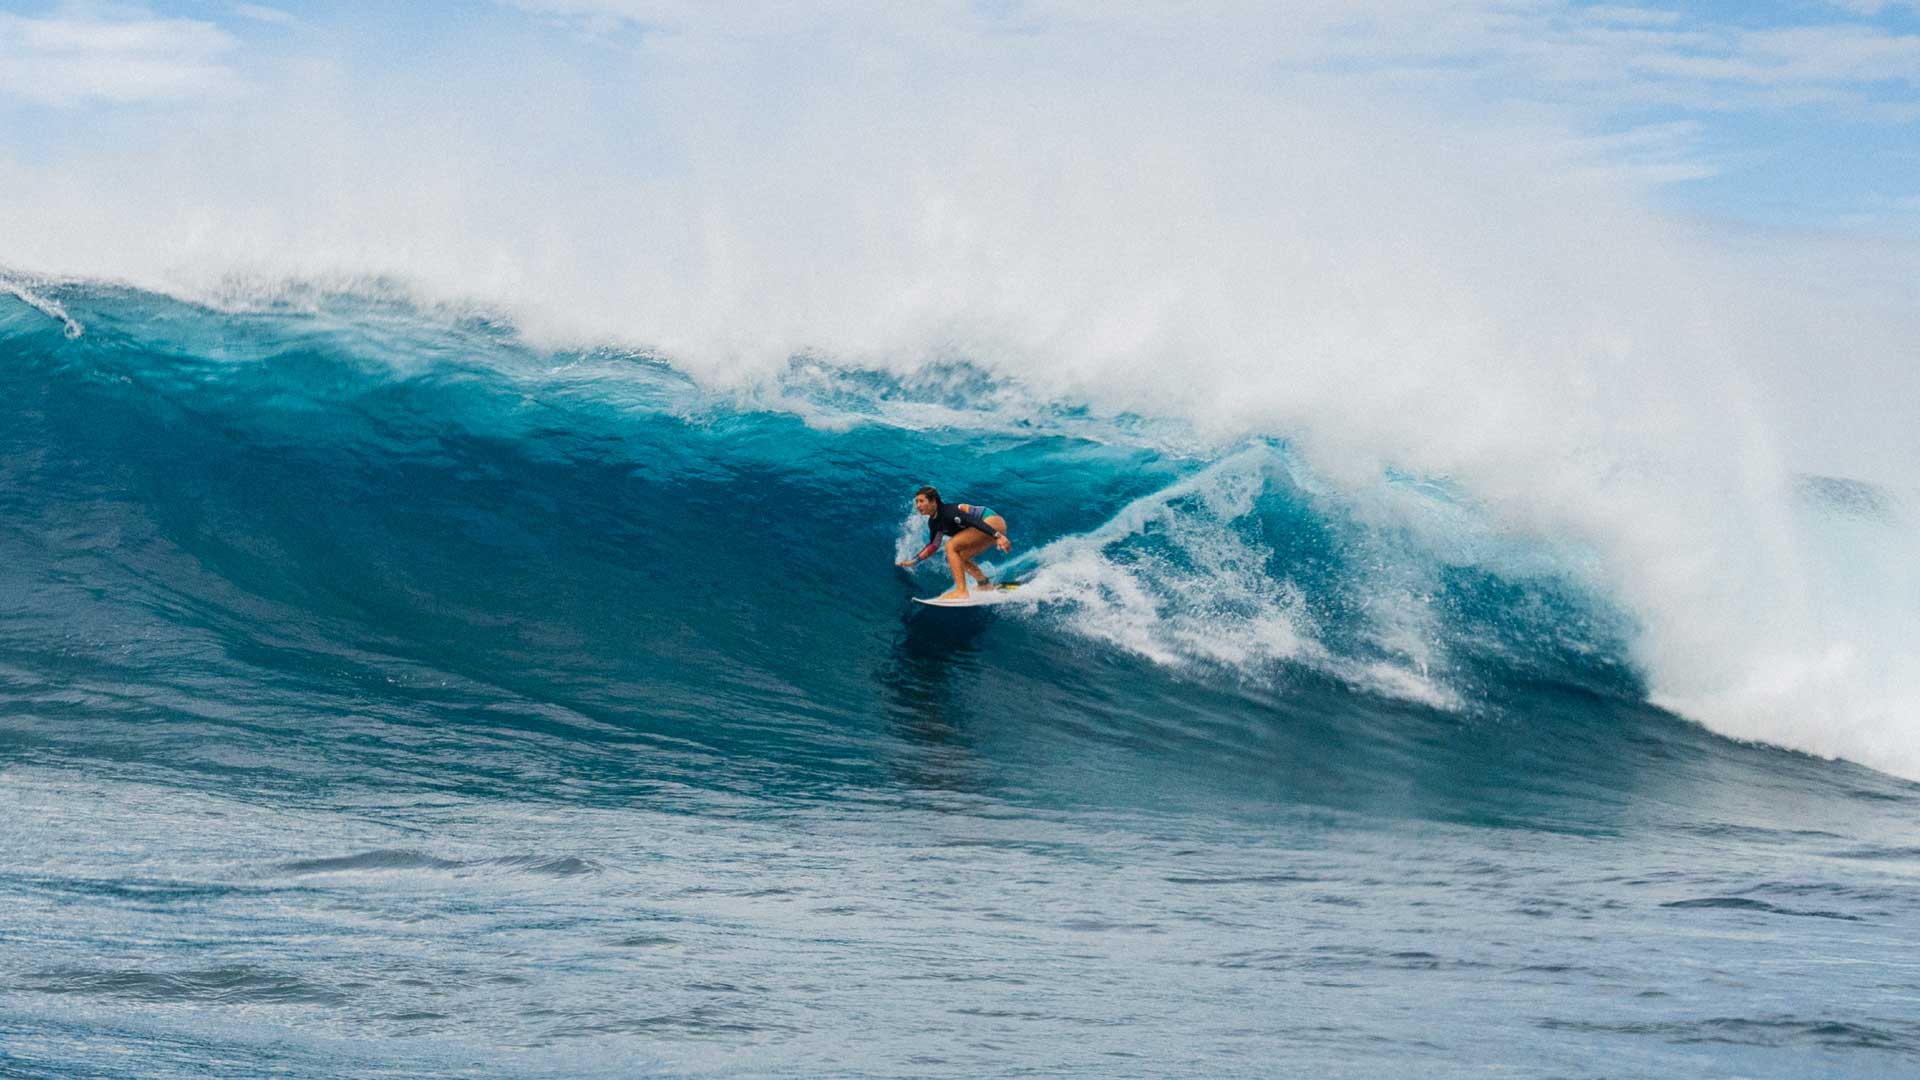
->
913, 493, 934, 515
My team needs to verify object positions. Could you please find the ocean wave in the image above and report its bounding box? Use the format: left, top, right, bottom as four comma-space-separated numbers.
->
0, 280, 1913, 787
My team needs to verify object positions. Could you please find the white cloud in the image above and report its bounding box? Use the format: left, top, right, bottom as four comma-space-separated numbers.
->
1825, 0, 1919, 15
231, 3, 298, 26
1308, 3, 1920, 109
499, 2, 1920, 124
1621, 23, 1920, 89
1585, 5, 1685, 26
0, 7, 241, 106
699, 2, 1911, 185
1558, 120, 1720, 184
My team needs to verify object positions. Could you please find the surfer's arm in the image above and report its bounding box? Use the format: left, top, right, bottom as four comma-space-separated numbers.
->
902, 529, 942, 565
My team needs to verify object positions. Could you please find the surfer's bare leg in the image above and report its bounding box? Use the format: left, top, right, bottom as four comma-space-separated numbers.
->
942, 545, 970, 598
942, 530, 994, 598
957, 515, 1009, 588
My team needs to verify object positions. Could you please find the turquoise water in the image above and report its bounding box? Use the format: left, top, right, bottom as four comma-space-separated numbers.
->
2, 284, 1918, 1078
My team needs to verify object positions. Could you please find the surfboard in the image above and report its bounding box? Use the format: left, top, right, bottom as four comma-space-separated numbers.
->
911, 583, 1022, 608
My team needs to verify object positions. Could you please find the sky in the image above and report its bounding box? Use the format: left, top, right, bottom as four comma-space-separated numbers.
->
2, 1, 1915, 230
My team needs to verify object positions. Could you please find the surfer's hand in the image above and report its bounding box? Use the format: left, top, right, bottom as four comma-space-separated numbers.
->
897, 559, 916, 568
996, 536, 1012, 553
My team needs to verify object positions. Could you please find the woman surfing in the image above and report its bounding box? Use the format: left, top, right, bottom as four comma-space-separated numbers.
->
897, 485, 1012, 600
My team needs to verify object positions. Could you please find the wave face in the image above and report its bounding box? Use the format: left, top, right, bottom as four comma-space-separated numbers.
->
4, 284, 1920, 1079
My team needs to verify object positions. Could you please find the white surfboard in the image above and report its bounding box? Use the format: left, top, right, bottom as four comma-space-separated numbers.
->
911, 584, 1022, 608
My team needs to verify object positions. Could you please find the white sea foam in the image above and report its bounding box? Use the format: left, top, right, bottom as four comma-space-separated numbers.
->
1004, 446, 1458, 710
1, 8, 1916, 776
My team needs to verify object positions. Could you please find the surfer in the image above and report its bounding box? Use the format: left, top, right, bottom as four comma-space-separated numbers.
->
897, 485, 1012, 600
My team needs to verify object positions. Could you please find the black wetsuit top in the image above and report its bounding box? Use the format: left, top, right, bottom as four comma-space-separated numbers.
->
914, 501, 1001, 562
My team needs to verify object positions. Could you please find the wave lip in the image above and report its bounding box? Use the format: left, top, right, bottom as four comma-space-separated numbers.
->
0, 271, 84, 338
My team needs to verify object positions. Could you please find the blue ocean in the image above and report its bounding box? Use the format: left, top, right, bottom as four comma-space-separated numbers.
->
2, 281, 1918, 1079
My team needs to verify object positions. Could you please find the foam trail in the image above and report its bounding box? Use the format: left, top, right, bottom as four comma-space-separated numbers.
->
1010, 444, 1456, 709
1006, 445, 1282, 582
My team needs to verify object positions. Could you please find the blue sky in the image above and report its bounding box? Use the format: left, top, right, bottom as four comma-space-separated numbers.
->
4, 1, 1913, 231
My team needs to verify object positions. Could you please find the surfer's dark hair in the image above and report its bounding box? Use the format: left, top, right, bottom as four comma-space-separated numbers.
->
915, 485, 940, 504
